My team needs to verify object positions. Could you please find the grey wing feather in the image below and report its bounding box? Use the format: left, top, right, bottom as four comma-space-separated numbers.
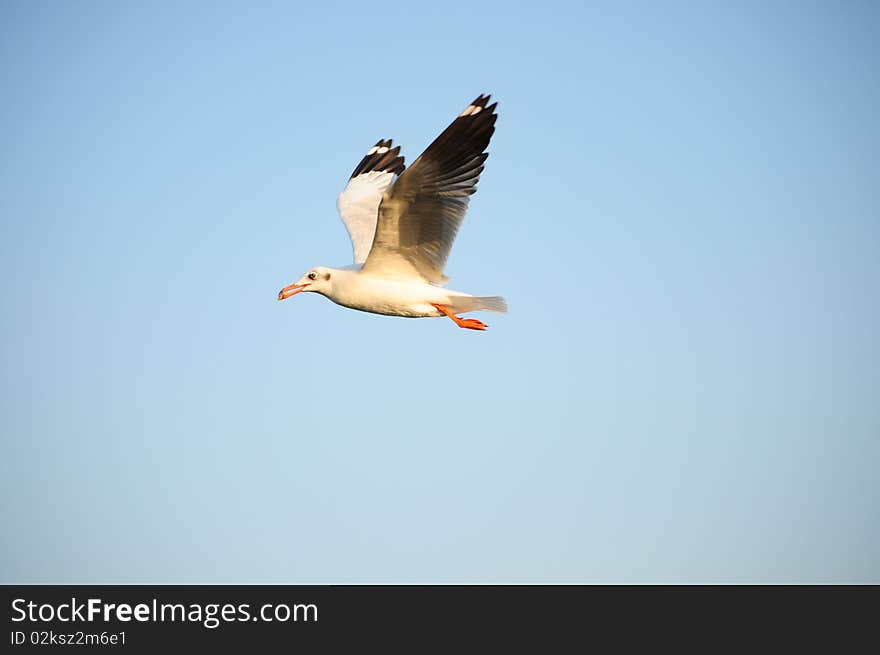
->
363, 95, 498, 283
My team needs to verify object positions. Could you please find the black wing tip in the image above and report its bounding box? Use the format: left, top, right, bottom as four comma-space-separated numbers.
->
350, 139, 406, 178
459, 93, 498, 119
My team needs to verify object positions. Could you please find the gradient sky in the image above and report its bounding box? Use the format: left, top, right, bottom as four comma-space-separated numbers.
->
1, 1, 878, 583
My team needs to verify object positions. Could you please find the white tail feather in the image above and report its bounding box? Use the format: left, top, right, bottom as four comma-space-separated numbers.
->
448, 296, 508, 314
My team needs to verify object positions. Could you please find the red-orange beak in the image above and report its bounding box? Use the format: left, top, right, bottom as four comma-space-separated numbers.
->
278, 283, 310, 301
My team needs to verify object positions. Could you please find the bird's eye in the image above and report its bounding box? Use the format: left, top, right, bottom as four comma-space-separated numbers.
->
307, 272, 317, 281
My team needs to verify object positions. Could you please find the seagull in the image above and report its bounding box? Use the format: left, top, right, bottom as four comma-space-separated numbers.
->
277, 94, 507, 330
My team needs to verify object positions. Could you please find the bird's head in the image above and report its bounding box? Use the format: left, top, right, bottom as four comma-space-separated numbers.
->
277, 266, 333, 300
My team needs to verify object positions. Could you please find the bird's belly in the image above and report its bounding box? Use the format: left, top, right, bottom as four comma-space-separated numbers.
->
329, 280, 443, 318
351, 302, 438, 317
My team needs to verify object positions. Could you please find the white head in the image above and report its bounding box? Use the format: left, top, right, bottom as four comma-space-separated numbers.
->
277, 266, 334, 300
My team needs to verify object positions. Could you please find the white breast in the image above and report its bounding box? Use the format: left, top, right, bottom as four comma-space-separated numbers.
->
324, 269, 447, 317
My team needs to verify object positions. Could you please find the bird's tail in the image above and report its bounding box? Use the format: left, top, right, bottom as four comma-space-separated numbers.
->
448, 295, 508, 314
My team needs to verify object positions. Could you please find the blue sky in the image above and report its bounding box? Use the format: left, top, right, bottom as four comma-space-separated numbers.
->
1, 1, 878, 582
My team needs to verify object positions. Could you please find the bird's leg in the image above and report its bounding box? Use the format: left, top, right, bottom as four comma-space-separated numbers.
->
431, 304, 488, 331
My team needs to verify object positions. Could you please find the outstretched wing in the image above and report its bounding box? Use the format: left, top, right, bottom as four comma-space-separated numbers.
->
362, 95, 497, 284
336, 139, 405, 264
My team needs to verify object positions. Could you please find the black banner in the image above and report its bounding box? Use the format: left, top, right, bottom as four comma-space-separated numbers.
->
1, 585, 874, 650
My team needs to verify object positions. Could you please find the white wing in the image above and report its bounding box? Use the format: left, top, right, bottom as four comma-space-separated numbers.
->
336, 139, 405, 264
363, 95, 497, 284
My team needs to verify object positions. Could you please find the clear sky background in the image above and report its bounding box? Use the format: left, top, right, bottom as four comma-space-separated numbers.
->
2, 1, 878, 583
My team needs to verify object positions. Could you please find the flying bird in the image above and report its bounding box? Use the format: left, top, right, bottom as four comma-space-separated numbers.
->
278, 94, 507, 330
